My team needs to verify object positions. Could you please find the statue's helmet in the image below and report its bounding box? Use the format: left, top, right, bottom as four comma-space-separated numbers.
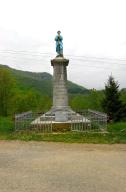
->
57, 30, 61, 34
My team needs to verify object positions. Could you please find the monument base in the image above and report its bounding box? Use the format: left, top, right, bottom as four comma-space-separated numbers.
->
31, 109, 91, 132
31, 55, 91, 131
45, 106, 74, 122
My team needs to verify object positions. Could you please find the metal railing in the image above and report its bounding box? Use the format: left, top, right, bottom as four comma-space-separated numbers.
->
14, 109, 107, 132
15, 111, 53, 132
71, 109, 107, 132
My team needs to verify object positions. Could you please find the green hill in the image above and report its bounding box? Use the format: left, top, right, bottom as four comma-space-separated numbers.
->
0, 64, 89, 96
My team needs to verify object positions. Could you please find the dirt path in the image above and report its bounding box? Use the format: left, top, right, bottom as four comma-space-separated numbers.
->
0, 141, 126, 192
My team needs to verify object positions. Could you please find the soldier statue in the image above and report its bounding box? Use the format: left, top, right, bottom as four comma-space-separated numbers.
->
55, 31, 63, 57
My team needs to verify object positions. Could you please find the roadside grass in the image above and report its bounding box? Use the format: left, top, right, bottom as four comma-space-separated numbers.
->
108, 122, 126, 133
0, 116, 14, 133
0, 131, 126, 144
0, 116, 126, 143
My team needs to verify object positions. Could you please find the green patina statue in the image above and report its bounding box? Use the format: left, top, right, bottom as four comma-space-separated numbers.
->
55, 31, 63, 57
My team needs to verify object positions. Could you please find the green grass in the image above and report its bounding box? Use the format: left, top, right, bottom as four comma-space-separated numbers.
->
0, 116, 14, 133
0, 116, 126, 143
0, 131, 126, 144
108, 122, 126, 132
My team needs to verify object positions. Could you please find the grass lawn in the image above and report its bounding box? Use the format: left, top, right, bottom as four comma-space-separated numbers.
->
0, 131, 126, 144
0, 116, 126, 143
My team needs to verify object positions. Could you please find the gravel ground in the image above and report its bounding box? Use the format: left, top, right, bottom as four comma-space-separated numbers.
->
0, 141, 126, 192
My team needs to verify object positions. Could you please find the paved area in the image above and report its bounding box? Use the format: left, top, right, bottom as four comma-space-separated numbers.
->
0, 141, 126, 192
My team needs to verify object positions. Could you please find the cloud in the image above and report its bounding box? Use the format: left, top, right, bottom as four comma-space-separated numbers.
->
0, 0, 126, 89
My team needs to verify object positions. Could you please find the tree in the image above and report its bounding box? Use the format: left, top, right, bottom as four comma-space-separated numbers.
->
102, 75, 125, 122
14, 90, 38, 113
70, 91, 104, 111
14, 89, 52, 113
36, 95, 52, 112
0, 68, 16, 116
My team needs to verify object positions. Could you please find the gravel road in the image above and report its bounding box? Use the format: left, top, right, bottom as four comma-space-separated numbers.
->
0, 141, 126, 192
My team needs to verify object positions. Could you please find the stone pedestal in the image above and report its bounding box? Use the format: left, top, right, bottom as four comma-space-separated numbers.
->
50, 56, 72, 121
51, 56, 69, 112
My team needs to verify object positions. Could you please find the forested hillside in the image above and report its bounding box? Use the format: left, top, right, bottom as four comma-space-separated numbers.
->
0, 64, 90, 114
0, 64, 89, 96
0, 64, 126, 118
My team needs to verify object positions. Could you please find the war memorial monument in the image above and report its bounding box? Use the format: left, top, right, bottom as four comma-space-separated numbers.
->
49, 30, 73, 122
32, 31, 90, 129
15, 31, 107, 132
28, 31, 108, 132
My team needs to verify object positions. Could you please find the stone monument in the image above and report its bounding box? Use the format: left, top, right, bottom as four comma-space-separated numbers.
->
48, 31, 72, 121
32, 31, 90, 130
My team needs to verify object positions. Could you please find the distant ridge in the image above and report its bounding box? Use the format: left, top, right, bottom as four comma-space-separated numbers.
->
0, 64, 89, 96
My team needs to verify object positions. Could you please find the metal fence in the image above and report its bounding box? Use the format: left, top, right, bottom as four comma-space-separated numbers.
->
15, 111, 53, 133
14, 109, 107, 132
71, 109, 107, 132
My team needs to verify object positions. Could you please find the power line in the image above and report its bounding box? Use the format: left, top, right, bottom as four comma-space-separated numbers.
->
0, 49, 126, 61
0, 50, 54, 56
0, 55, 126, 68
0, 49, 125, 62
0, 49, 126, 68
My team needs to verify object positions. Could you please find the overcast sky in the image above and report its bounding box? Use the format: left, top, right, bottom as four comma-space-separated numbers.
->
0, 0, 126, 89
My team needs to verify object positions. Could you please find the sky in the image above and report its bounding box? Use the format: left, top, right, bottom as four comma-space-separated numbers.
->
0, 0, 126, 89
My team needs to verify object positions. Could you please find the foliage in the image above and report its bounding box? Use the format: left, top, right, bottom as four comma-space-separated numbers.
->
70, 90, 104, 111
0, 65, 53, 115
13, 90, 51, 113
107, 122, 126, 132
0, 116, 14, 133
36, 95, 52, 112
68, 81, 89, 94
0, 64, 88, 96
0, 68, 16, 116
102, 75, 126, 122
121, 88, 126, 104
